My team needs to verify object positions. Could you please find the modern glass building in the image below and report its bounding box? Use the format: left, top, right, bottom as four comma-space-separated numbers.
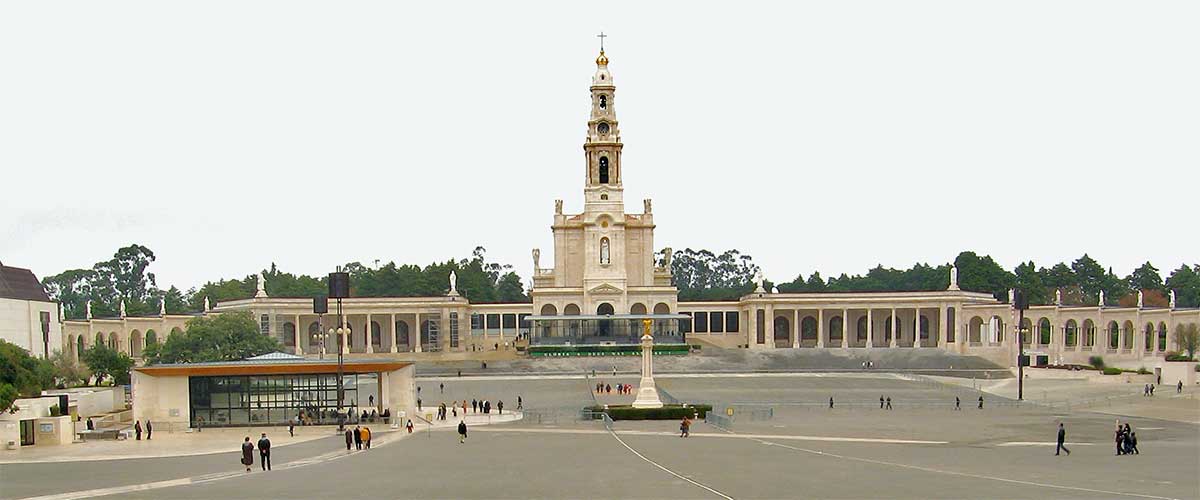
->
132, 356, 414, 429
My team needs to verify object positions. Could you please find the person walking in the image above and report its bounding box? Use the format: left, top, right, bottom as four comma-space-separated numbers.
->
288, 418, 295, 437
240, 436, 255, 472
134, 420, 142, 440
497, 400, 504, 414
886, 397, 892, 410
417, 398, 422, 411
472, 399, 478, 413
406, 419, 414, 434
1149, 384, 1155, 396
1055, 423, 1070, 456
363, 427, 372, 449
517, 396, 523, 410
462, 400, 468, 416
880, 396, 885, 409
353, 425, 363, 450
679, 417, 691, 437
258, 433, 272, 471
977, 396, 984, 409
458, 419, 467, 444
344, 427, 354, 450
484, 400, 491, 414
440, 382, 444, 394
955, 396, 961, 410
145, 419, 153, 440
86, 417, 94, 431
1178, 381, 1183, 394
1115, 423, 1125, 455
1123, 423, 1133, 454
1129, 431, 1139, 454
829, 397, 834, 409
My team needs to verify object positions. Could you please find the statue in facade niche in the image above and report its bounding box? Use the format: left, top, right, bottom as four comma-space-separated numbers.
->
661, 247, 672, 269
532, 248, 541, 270
554, 199, 563, 214
644, 198, 652, 214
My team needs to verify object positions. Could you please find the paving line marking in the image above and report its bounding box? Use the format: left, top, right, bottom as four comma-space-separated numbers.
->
13, 433, 404, 500
476, 427, 948, 445
602, 426, 735, 500
750, 438, 1178, 500
994, 442, 1095, 447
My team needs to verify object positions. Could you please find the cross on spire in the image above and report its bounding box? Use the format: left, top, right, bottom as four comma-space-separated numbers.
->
597, 31, 607, 51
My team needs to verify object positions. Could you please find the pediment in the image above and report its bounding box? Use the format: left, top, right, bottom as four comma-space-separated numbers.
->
588, 284, 625, 295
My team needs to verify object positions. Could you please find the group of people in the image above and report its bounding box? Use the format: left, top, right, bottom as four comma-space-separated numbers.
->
1115, 421, 1139, 456
1143, 384, 1157, 396
240, 433, 272, 472
596, 382, 633, 395
344, 425, 373, 450
678, 416, 692, 437
132, 419, 153, 440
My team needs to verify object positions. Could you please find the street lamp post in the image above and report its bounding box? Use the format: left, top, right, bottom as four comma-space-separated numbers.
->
1014, 289, 1029, 401
328, 271, 350, 432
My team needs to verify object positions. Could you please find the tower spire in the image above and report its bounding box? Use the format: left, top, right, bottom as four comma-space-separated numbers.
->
597, 31, 607, 52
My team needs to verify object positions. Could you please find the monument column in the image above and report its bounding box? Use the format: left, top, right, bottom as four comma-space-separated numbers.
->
816, 309, 824, 348
792, 309, 800, 348
890, 307, 898, 347
632, 320, 664, 408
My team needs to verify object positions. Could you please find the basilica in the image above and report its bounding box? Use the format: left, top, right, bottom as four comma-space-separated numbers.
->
61, 49, 1200, 371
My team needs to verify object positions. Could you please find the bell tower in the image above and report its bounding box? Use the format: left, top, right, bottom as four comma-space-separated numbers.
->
583, 46, 623, 203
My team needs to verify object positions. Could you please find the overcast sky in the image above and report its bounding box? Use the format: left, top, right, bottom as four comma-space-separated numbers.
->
2, 1, 1197, 292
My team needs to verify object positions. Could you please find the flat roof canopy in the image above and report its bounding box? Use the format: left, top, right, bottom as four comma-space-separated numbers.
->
526, 313, 689, 321
135, 360, 411, 377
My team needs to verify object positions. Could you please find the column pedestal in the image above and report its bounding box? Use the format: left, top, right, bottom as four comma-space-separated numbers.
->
632, 333, 664, 409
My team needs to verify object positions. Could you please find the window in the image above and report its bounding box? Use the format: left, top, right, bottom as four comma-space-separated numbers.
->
709, 312, 724, 333
599, 157, 609, 184
486, 314, 500, 330
694, 311, 708, 333
599, 237, 610, 265
502, 313, 517, 329
680, 313, 692, 334
725, 312, 740, 333
946, 308, 956, 343
600, 194, 608, 200
450, 313, 459, 348
260, 314, 270, 335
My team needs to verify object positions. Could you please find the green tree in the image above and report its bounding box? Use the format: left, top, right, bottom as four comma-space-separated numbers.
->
1166, 264, 1200, 308
80, 344, 135, 385
1126, 262, 1164, 292
1071, 254, 1107, 305
1013, 261, 1048, 305
954, 251, 1015, 301
49, 351, 90, 387
668, 248, 759, 300
1173, 323, 1199, 361
0, 340, 56, 412
496, 272, 528, 302
146, 311, 280, 364
805, 272, 828, 291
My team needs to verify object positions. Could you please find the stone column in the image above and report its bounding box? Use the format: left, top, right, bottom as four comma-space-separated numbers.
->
765, 304, 775, 348
816, 309, 824, 348
748, 306, 758, 348
389, 313, 398, 353
413, 313, 422, 353
340, 313, 349, 355
294, 314, 303, 355
440, 308, 451, 352
938, 304, 948, 349
366, 313, 374, 353
632, 321, 663, 409
843, 308, 852, 348
914, 307, 921, 348
889, 307, 898, 347
792, 309, 800, 348
866, 308, 874, 348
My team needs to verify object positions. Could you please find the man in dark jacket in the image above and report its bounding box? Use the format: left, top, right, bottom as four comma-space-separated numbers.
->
458, 420, 467, 444
257, 433, 272, 471
1055, 423, 1070, 456
145, 419, 153, 439
344, 428, 353, 450
353, 425, 363, 450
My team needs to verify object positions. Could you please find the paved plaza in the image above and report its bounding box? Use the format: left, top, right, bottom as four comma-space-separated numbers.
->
2, 373, 1197, 500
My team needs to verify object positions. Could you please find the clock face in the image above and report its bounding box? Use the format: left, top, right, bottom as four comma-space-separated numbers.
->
597, 122, 610, 135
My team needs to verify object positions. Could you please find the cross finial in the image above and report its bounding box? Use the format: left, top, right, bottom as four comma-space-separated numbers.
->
597, 31, 607, 51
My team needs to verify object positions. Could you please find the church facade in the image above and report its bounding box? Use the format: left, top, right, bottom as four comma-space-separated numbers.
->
60, 49, 1199, 370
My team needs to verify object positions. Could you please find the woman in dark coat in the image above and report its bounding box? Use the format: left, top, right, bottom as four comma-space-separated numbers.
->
241, 436, 255, 471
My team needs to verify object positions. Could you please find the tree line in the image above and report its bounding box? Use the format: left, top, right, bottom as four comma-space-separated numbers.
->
665, 248, 1200, 308
42, 245, 528, 320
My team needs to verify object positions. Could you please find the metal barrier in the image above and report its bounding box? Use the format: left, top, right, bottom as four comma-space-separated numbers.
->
704, 412, 734, 430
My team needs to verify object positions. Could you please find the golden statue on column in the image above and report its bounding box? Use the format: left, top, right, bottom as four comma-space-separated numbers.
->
632, 319, 664, 409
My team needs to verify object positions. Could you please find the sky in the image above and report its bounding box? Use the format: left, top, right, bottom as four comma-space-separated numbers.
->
2, 1, 1197, 292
